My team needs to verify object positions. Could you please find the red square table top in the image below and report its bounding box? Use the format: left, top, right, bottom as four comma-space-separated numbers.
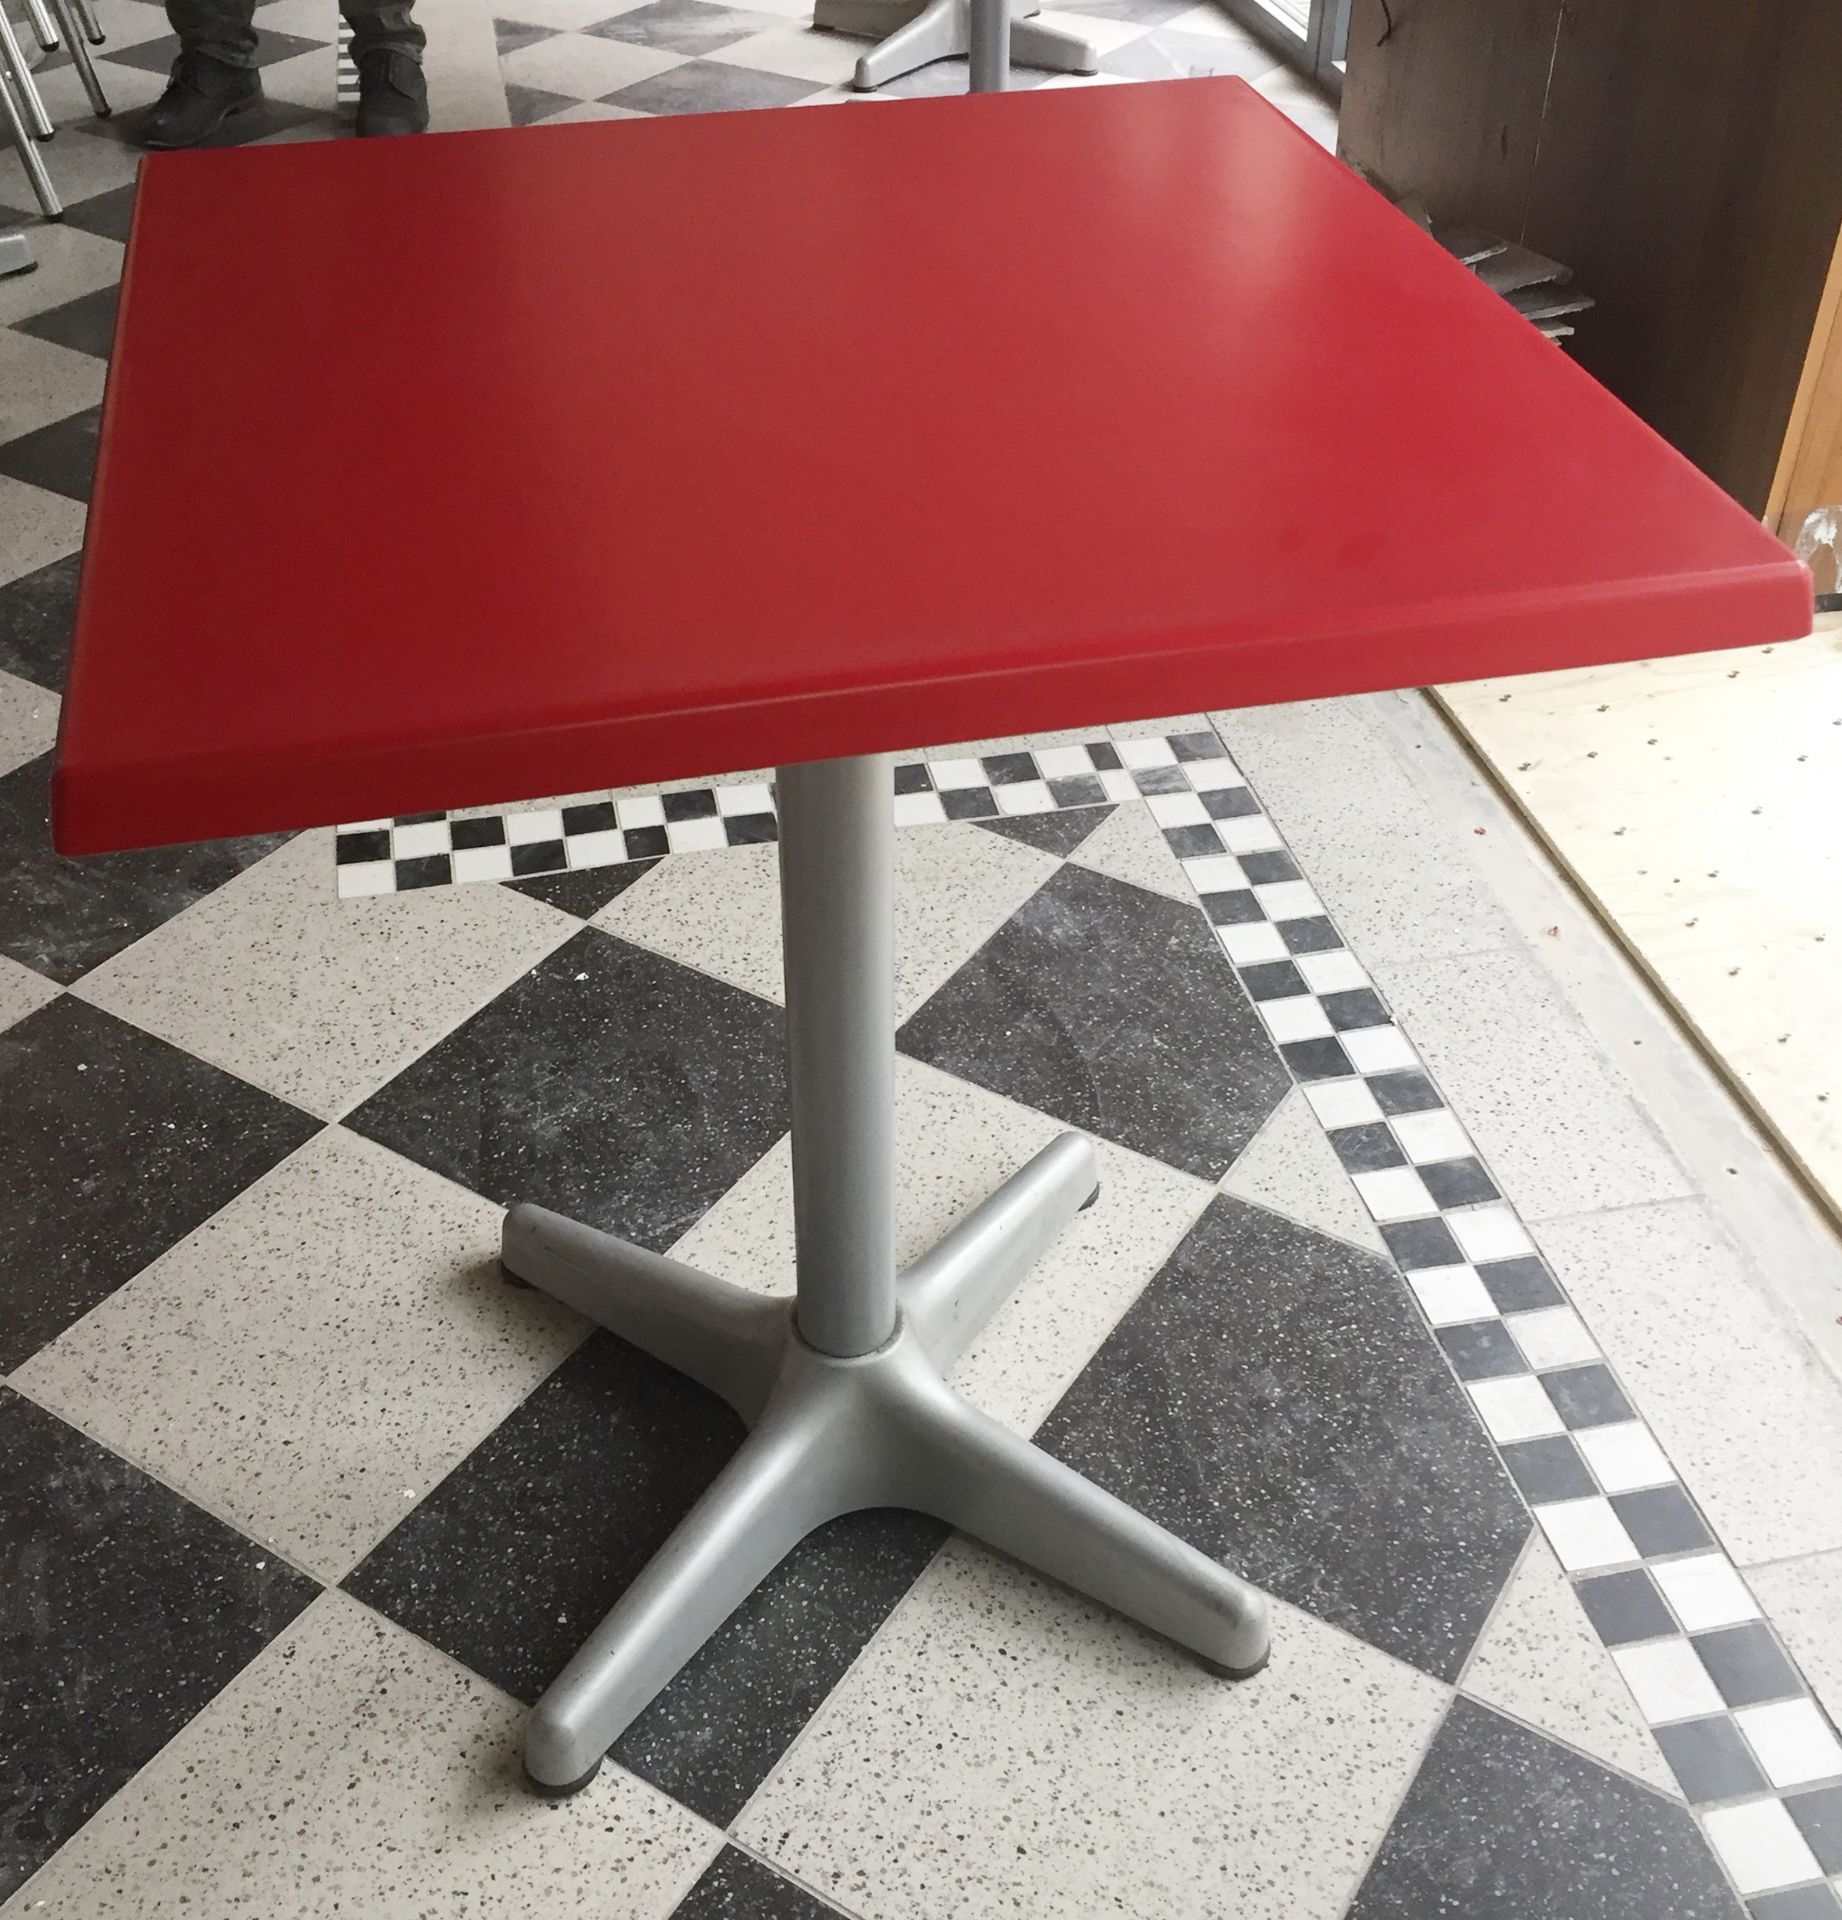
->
54, 76, 1809, 854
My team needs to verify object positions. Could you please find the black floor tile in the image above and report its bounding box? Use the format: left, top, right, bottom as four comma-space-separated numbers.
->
898, 863, 1291, 1182
104, 25, 329, 70
1655, 1715, 1768, 1802
346, 926, 787, 1255
973, 802, 1114, 857
57, 180, 139, 246
1500, 1434, 1596, 1506
14, 283, 119, 361
503, 856, 659, 918
603, 60, 821, 113
0, 552, 78, 691
1035, 1196, 1529, 1681
1748, 1889, 1842, 1920
0, 407, 100, 502
672, 1846, 849, 1918
1786, 1785, 1842, 1877
0, 996, 320, 1369
493, 14, 559, 51
504, 81, 576, 126
346, 1332, 946, 1825
0, 1390, 319, 1901
1574, 1567, 1678, 1647
586, 0, 784, 54
1348, 1697, 1744, 1919
1611, 1484, 1714, 1557
0, 753, 289, 984
1692, 1621, 1804, 1708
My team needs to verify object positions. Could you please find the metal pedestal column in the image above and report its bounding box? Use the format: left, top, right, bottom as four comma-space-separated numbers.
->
817, 0, 1097, 92
502, 752, 1270, 1796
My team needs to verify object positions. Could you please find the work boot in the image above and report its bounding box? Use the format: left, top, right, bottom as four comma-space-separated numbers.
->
138, 50, 263, 149
355, 48, 429, 136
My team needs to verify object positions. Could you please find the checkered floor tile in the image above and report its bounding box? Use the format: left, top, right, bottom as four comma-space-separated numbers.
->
5, 11, 1841, 1918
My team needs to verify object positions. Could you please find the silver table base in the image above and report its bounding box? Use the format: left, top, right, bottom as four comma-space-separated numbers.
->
503, 754, 1270, 1795
815, 0, 1098, 93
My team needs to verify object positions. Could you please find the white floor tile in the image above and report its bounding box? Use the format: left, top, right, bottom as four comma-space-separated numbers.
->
1468, 1375, 1566, 1444
1734, 1698, 1842, 1789
1067, 796, 1192, 903
1533, 1496, 1638, 1573
14, 1129, 583, 1580
594, 824, 1056, 1018
0, 665, 58, 778
1570, 1420, 1670, 1496
1351, 1163, 1437, 1223
1749, 1550, 1842, 1732
0, 127, 138, 216
500, 30, 684, 98
0, 329, 106, 447
0, 950, 59, 1036
1538, 1201, 1842, 1565
737, 1544, 1448, 1920
1611, 1639, 1725, 1723
5, 1592, 721, 1916
1703, 1798, 1823, 1897
0, 473, 86, 589
1505, 1305, 1600, 1373
71, 828, 578, 1121
1389, 1106, 1472, 1164
1460, 1537, 1675, 1794
1407, 1263, 1495, 1327
1448, 1204, 1535, 1265
1220, 1085, 1388, 1256
1650, 1554, 1762, 1634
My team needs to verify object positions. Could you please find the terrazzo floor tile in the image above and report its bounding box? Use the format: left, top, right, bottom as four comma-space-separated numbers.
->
972, 801, 1114, 858
5, 1591, 722, 1917
1208, 695, 1516, 967
0, 1390, 319, 1901
671, 1847, 849, 1918
588, 0, 787, 55
602, 58, 831, 109
0, 405, 101, 503
14, 1128, 584, 1581
499, 28, 683, 96
1062, 788, 1195, 900
671, 1055, 1213, 1433
1459, 1536, 1675, 1793
0, 227, 122, 332
0, 125, 140, 213
593, 824, 1058, 1017
345, 1329, 946, 1825
1345, 1696, 1743, 1918
899, 861, 1293, 1181
0, 329, 107, 443
72, 827, 578, 1117
0, 667, 57, 777
735, 1541, 1449, 1920
346, 925, 788, 1255
0, 995, 320, 1370
705, 20, 869, 81
0, 949, 58, 1033
0, 550, 77, 690
1219, 1083, 1390, 1255
0, 476, 88, 594
505, 852, 661, 918
13, 283, 121, 364
0, 752, 290, 985
1034, 1195, 1531, 1680
1537, 1201, 1842, 1566
1750, 1551, 1842, 1729
1376, 946, 1693, 1221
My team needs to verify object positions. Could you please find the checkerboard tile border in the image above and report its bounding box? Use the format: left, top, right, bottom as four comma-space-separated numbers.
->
1149, 726, 1842, 1913
331, 720, 1842, 1905
335, 18, 359, 103
332, 741, 1161, 897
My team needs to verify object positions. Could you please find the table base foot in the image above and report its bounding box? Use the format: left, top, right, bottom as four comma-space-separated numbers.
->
826, 0, 1099, 91
503, 1129, 1271, 1794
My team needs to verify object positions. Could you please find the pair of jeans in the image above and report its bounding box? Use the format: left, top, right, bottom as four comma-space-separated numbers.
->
165, 0, 423, 68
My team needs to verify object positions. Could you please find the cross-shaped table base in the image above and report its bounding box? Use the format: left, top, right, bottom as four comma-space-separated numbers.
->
501, 754, 1270, 1794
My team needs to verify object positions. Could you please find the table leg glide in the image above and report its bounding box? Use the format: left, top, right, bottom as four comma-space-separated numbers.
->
501, 1127, 1271, 1795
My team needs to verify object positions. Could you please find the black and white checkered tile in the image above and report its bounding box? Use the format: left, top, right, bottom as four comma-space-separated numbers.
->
1147, 725, 1842, 1911
332, 721, 1842, 1912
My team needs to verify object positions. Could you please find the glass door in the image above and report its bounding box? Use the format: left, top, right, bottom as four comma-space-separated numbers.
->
1223, 0, 1349, 96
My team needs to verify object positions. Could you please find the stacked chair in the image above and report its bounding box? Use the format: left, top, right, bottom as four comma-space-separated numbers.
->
1, 0, 113, 220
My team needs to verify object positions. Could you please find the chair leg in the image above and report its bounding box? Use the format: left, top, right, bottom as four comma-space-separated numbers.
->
0, 7, 54, 141
45, 0, 108, 116
0, 70, 59, 218
23, 0, 58, 55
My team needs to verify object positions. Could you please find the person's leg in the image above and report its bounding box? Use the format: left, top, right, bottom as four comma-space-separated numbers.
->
139, 0, 262, 147
343, 0, 428, 136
